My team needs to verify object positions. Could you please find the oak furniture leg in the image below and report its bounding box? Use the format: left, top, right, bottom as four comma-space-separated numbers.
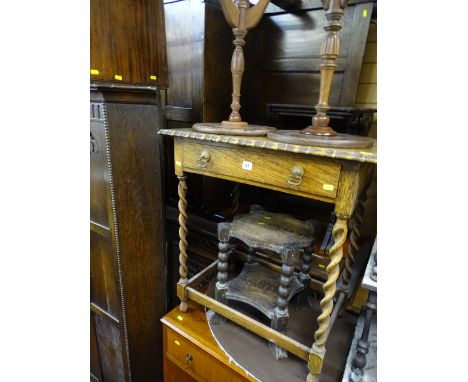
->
177, 174, 189, 312
215, 222, 232, 306
296, 246, 313, 309
307, 217, 348, 382
342, 190, 368, 295
350, 291, 376, 382
231, 183, 240, 216
270, 248, 300, 360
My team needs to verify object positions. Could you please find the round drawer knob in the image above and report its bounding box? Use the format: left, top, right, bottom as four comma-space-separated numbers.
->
288, 165, 304, 186
197, 151, 210, 168
185, 352, 193, 367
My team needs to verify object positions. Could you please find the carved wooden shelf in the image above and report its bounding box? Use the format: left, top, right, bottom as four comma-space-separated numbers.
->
225, 262, 303, 320
215, 207, 317, 360
230, 207, 317, 252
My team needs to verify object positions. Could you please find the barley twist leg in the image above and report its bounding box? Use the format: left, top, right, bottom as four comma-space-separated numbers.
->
177, 175, 189, 312
307, 217, 348, 382
231, 183, 240, 216
342, 191, 367, 292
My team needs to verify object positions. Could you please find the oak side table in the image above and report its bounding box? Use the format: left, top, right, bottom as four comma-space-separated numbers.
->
159, 128, 377, 382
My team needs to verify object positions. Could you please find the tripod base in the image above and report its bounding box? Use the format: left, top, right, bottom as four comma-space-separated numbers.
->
267, 130, 374, 149
193, 122, 276, 137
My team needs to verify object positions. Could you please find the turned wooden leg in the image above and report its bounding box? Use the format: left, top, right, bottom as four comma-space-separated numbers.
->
271, 249, 300, 360
296, 246, 313, 309
350, 291, 376, 382
215, 222, 232, 306
231, 183, 240, 216
219, 0, 269, 127
307, 217, 348, 382
342, 190, 368, 295
302, 0, 348, 136
177, 175, 189, 312
228, 27, 246, 124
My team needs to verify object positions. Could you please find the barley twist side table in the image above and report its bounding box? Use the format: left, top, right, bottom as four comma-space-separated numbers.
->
159, 128, 376, 382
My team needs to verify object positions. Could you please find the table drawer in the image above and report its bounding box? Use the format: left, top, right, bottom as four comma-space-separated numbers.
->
177, 141, 341, 200
166, 327, 246, 382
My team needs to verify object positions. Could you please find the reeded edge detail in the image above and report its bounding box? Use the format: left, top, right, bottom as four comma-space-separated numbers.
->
158, 129, 377, 163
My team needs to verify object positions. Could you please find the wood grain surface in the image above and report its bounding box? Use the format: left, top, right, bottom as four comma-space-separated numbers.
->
105, 99, 167, 382
161, 129, 377, 163
242, 2, 374, 123
90, 88, 167, 382
162, 301, 257, 382
90, 0, 168, 87
176, 140, 341, 201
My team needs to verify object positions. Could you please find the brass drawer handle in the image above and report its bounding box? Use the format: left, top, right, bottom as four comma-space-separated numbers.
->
288, 165, 304, 186
196, 151, 210, 168
185, 353, 193, 367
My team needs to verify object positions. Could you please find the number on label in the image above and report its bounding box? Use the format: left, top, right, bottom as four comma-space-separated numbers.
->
242, 161, 253, 171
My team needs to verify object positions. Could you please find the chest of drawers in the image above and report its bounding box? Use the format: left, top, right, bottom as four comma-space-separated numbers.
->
162, 302, 256, 382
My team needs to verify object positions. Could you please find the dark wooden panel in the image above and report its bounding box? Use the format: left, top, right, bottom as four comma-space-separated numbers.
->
243, 2, 373, 124
339, 3, 374, 105
91, 313, 103, 382
90, 82, 159, 105
166, 106, 193, 123
163, 0, 243, 215
105, 97, 166, 382
264, 0, 373, 14
202, 3, 233, 123
260, 10, 354, 61
253, 72, 344, 122
90, 0, 168, 87
163, 0, 233, 123
164, 0, 196, 107
90, 231, 120, 318
94, 314, 126, 382
90, 103, 109, 228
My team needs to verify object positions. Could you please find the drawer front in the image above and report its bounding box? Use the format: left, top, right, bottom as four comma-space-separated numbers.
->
164, 357, 197, 382
166, 328, 246, 382
178, 142, 341, 201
